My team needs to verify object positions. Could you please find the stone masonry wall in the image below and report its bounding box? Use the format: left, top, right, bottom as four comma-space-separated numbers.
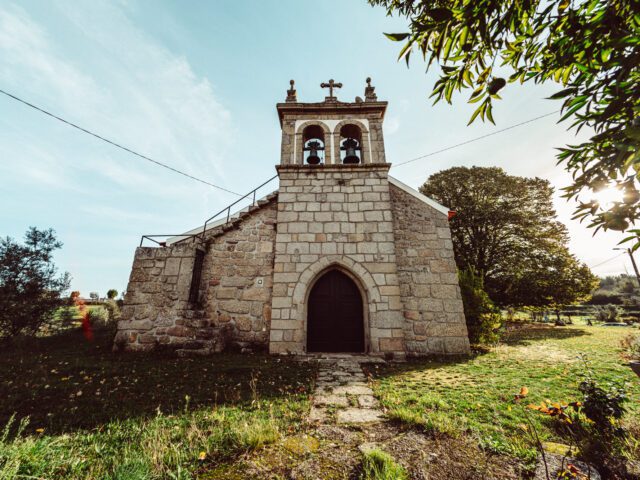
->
114, 242, 215, 352
389, 184, 470, 355
199, 199, 277, 350
269, 163, 406, 357
116, 198, 278, 354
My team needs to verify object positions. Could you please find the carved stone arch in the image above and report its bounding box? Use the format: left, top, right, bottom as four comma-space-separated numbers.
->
332, 119, 371, 164
294, 120, 332, 165
292, 255, 380, 352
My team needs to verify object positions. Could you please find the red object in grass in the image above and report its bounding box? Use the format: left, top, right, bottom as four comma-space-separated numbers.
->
448, 210, 456, 220
73, 293, 93, 341
81, 314, 94, 341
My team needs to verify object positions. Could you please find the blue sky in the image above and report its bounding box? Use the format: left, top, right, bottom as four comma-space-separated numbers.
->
0, 0, 631, 296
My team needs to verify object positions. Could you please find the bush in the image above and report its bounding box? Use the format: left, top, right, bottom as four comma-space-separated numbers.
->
621, 333, 640, 360
575, 375, 630, 478
103, 300, 121, 323
594, 305, 620, 323
458, 269, 503, 344
86, 307, 109, 328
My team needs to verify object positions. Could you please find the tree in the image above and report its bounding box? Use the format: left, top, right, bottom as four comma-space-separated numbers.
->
458, 268, 503, 344
421, 166, 599, 306
0, 227, 70, 339
89, 292, 99, 302
106, 289, 118, 300
370, 0, 639, 241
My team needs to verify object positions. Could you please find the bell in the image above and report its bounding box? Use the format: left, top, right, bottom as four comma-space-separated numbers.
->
305, 140, 322, 165
342, 138, 360, 164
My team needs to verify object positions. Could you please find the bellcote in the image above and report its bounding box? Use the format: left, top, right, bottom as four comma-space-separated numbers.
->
276, 79, 388, 166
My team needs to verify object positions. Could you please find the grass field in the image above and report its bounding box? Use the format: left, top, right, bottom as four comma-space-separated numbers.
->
0, 328, 316, 479
368, 323, 640, 463
1, 323, 638, 478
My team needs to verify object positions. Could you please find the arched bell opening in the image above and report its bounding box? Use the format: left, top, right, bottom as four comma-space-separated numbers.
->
339, 124, 362, 164
302, 125, 326, 165
306, 268, 365, 353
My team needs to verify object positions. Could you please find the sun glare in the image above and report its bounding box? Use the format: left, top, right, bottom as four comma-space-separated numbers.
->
592, 186, 625, 209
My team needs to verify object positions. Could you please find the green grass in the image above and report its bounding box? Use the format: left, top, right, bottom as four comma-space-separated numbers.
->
0, 328, 316, 479
368, 324, 640, 461
360, 449, 408, 480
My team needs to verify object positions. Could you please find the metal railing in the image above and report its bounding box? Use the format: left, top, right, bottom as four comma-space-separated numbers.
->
139, 175, 278, 247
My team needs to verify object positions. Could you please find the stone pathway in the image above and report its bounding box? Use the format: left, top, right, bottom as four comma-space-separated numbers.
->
309, 356, 385, 424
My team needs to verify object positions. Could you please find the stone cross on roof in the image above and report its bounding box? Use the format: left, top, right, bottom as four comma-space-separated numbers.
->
321, 79, 342, 101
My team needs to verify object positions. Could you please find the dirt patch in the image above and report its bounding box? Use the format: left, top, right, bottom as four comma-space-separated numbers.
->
199, 422, 525, 479
381, 429, 524, 480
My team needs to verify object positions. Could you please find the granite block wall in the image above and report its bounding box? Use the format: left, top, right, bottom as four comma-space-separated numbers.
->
269, 163, 406, 357
389, 184, 470, 355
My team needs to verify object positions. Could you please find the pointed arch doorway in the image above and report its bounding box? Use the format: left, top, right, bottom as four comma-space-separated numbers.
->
307, 269, 365, 353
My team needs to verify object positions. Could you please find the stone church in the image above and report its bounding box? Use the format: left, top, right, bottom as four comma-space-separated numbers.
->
114, 79, 470, 359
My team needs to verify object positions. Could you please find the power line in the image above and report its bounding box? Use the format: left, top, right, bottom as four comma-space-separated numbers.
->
0, 88, 242, 196
590, 252, 625, 269
392, 111, 559, 169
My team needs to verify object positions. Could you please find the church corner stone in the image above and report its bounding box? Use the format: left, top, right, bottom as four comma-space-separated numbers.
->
115, 80, 470, 357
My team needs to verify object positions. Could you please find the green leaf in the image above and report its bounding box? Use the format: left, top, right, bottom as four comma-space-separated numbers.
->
443, 36, 453, 60
459, 26, 469, 48
397, 41, 412, 62
384, 33, 410, 42
468, 104, 483, 125
548, 88, 577, 100
426, 8, 453, 22
486, 102, 495, 125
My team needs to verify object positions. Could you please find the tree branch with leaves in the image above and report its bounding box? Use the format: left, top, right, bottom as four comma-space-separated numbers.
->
371, 0, 639, 241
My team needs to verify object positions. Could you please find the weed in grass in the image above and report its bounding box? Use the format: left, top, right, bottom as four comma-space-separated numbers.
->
360, 449, 408, 480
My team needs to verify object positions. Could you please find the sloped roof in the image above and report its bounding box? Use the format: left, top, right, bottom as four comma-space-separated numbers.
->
388, 176, 450, 216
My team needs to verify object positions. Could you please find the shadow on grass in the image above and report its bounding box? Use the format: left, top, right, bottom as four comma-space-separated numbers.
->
502, 323, 591, 346
0, 328, 315, 436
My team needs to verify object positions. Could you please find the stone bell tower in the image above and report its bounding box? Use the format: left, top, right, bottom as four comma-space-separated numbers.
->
269, 78, 407, 357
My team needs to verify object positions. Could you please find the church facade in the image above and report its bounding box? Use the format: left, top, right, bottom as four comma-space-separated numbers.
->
114, 79, 470, 359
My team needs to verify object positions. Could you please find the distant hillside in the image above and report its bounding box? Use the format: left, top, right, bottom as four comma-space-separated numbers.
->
590, 273, 639, 305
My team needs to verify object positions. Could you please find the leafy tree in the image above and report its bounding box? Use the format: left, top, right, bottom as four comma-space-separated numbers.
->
588, 292, 623, 305
619, 279, 636, 294
0, 227, 70, 339
458, 268, 503, 344
421, 166, 599, 306
89, 292, 99, 302
106, 289, 118, 300
371, 0, 639, 240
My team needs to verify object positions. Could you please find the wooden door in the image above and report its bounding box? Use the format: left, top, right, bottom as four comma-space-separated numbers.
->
307, 270, 364, 352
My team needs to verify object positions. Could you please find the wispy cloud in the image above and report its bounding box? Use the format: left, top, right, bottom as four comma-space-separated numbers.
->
0, 1, 235, 200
